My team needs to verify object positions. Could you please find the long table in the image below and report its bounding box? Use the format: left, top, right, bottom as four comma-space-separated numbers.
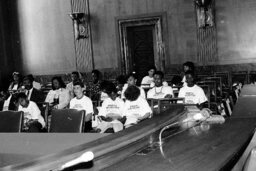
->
1, 84, 256, 171
103, 85, 256, 171
1, 105, 186, 171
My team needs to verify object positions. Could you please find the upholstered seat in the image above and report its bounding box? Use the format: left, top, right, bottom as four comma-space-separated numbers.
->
49, 109, 85, 133
0, 111, 23, 132
37, 102, 49, 131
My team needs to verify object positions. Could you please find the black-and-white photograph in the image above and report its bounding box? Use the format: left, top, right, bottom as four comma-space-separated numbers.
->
0, 0, 256, 170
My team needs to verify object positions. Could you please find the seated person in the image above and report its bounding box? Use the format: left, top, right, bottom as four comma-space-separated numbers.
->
147, 71, 174, 99
116, 75, 126, 96
123, 85, 152, 128
27, 74, 42, 90
20, 75, 45, 103
121, 73, 146, 99
45, 76, 70, 109
86, 70, 102, 101
8, 72, 22, 91
0, 90, 18, 111
181, 61, 195, 87
99, 80, 111, 101
178, 71, 208, 109
66, 71, 85, 98
69, 80, 94, 132
96, 82, 125, 133
17, 93, 45, 132
141, 66, 156, 87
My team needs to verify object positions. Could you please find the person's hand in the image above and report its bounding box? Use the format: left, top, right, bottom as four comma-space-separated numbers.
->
118, 116, 126, 124
105, 117, 113, 122
164, 94, 172, 98
53, 105, 58, 109
137, 116, 143, 122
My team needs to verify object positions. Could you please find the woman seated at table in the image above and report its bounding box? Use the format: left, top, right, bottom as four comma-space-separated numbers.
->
17, 93, 45, 132
70, 80, 94, 132
86, 70, 102, 101
45, 76, 70, 109
141, 66, 156, 87
121, 73, 146, 99
123, 85, 152, 128
8, 72, 23, 91
147, 71, 174, 99
178, 71, 208, 109
96, 82, 125, 133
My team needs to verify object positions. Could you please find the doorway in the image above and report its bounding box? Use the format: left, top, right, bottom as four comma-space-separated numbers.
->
127, 25, 155, 82
117, 13, 168, 82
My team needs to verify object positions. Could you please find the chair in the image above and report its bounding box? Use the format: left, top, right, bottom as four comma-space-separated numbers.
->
204, 77, 223, 97
37, 102, 49, 130
214, 71, 231, 88
231, 71, 248, 85
0, 111, 23, 132
49, 109, 85, 133
249, 71, 256, 84
147, 98, 185, 114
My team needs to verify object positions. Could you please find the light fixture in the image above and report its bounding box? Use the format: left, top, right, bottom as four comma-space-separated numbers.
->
69, 12, 89, 40
195, 0, 214, 28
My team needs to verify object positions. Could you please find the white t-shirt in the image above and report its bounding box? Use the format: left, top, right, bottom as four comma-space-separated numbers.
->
182, 76, 187, 87
33, 81, 41, 90
69, 95, 93, 115
178, 85, 208, 104
123, 97, 152, 126
147, 86, 174, 99
141, 76, 154, 86
45, 88, 70, 109
100, 92, 109, 101
18, 101, 45, 127
98, 97, 124, 118
3, 95, 12, 111
121, 84, 146, 99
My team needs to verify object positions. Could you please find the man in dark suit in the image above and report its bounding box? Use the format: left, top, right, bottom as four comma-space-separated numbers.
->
22, 76, 45, 103
0, 91, 18, 111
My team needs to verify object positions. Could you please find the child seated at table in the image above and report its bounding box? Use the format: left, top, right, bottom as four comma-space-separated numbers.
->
95, 82, 125, 133
147, 71, 174, 99
123, 85, 152, 128
178, 71, 208, 109
121, 73, 146, 99
69, 80, 94, 132
17, 93, 45, 132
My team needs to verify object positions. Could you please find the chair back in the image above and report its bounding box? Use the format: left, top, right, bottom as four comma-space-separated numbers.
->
37, 102, 49, 130
147, 98, 185, 114
0, 111, 23, 132
49, 109, 85, 133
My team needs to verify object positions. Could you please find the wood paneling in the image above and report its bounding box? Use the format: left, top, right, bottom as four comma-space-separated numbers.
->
17, 0, 76, 75
216, 0, 256, 65
71, 0, 94, 72
196, 0, 218, 65
89, 0, 197, 71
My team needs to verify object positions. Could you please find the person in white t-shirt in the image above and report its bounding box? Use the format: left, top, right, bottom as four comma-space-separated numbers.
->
17, 93, 45, 132
178, 71, 208, 109
66, 71, 86, 98
121, 73, 146, 99
141, 66, 156, 87
123, 85, 152, 128
147, 71, 174, 99
45, 76, 70, 109
69, 81, 94, 132
96, 82, 125, 133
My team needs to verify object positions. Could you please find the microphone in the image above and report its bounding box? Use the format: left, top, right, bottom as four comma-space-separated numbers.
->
60, 151, 94, 170
158, 113, 206, 145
